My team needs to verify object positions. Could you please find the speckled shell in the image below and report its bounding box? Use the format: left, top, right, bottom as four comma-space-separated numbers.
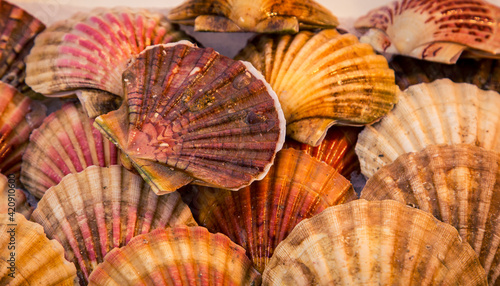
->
168, 0, 337, 33
25, 8, 192, 117
20, 102, 119, 198
235, 29, 398, 146
355, 0, 500, 64
88, 226, 261, 285
95, 42, 286, 195
191, 148, 356, 273
355, 79, 500, 178
263, 199, 487, 285
0, 173, 32, 219
0, 213, 78, 285
0, 81, 46, 175
362, 144, 500, 285
31, 165, 197, 284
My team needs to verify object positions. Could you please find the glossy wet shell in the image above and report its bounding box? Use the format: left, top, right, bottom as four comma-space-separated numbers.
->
88, 226, 261, 285
355, 0, 500, 63
31, 165, 197, 284
20, 102, 119, 198
263, 199, 487, 285
0, 213, 78, 285
168, 0, 338, 33
362, 144, 500, 285
235, 29, 398, 146
0, 173, 32, 219
355, 79, 500, 178
95, 42, 286, 194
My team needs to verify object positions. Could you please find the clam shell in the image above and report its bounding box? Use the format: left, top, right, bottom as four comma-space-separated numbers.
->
88, 226, 261, 285
25, 8, 192, 117
0, 81, 46, 174
355, 79, 500, 178
20, 102, 119, 198
263, 199, 487, 285
361, 144, 500, 284
0, 213, 78, 285
168, 0, 337, 33
95, 41, 286, 194
355, 0, 500, 64
31, 165, 197, 284
191, 148, 357, 272
0, 173, 32, 219
235, 29, 398, 146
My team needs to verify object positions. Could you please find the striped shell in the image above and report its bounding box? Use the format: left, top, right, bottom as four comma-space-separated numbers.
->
235, 29, 398, 146
95, 41, 286, 194
31, 165, 197, 284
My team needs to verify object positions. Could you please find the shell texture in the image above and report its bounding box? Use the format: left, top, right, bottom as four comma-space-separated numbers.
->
191, 148, 356, 273
25, 7, 192, 117
362, 144, 500, 285
20, 102, 119, 198
355, 79, 500, 178
262, 199, 488, 285
31, 165, 197, 284
95, 42, 286, 195
0, 81, 46, 175
168, 0, 338, 33
88, 226, 261, 285
0, 213, 78, 285
355, 0, 500, 64
235, 29, 398, 146
0, 173, 32, 219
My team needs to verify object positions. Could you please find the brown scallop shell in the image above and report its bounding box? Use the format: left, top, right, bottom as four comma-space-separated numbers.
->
20, 102, 119, 198
31, 165, 197, 284
263, 199, 487, 285
191, 148, 357, 272
361, 144, 500, 284
95, 41, 286, 195
0, 173, 32, 219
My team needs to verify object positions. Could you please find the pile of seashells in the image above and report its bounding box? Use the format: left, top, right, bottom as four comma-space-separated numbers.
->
1, 0, 500, 284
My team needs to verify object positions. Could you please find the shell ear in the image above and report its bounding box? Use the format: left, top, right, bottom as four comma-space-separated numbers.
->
255, 16, 300, 33
194, 15, 243, 32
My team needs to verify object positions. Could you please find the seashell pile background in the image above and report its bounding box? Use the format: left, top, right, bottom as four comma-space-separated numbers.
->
2, 0, 500, 284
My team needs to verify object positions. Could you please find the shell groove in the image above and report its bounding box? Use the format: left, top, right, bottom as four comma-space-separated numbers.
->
263, 199, 487, 285
235, 29, 398, 146
355, 79, 500, 178
88, 226, 261, 285
20, 102, 119, 198
95, 42, 286, 194
31, 165, 197, 284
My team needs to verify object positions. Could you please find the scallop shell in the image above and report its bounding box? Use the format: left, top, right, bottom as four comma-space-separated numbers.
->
361, 144, 500, 284
191, 148, 357, 272
235, 29, 398, 146
0, 213, 78, 285
168, 0, 337, 33
95, 41, 286, 195
25, 8, 192, 117
20, 102, 119, 198
355, 0, 500, 64
355, 79, 500, 178
88, 226, 261, 285
0, 173, 32, 219
31, 165, 197, 284
263, 199, 487, 285
0, 81, 46, 175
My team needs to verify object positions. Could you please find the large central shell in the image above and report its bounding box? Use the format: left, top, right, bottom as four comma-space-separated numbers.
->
95, 42, 286, 194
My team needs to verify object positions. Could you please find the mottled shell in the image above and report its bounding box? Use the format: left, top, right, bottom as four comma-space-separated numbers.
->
0, 173, 32, 219
355, 0, 500, 63
95, 42, 286, 195
191, 148, 356, 272
362, 144, 500, 285
0, 81, 46, 174
88, 226, 261, 285
235, 29, 398, 146
168, 0, 337, 33
263, 199, 487, 285
31, 165, 197, 284
355, 79, 500, 178
25, 8, 192, 117
20, 102, 119, 198
0, 213, 78, 285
